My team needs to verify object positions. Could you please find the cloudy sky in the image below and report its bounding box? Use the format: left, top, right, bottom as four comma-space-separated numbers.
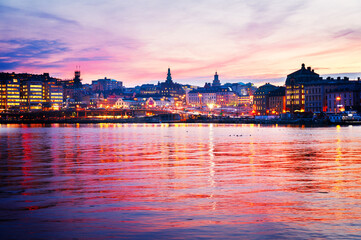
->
0, 0, 361, 86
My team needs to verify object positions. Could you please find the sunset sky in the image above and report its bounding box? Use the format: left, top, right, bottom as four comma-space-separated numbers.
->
1, 0, 361, 86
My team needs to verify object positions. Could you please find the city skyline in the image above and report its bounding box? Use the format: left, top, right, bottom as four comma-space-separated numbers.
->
1, 0, 361, 86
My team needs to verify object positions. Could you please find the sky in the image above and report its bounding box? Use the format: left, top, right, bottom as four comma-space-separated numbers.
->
0, 0, 361, 87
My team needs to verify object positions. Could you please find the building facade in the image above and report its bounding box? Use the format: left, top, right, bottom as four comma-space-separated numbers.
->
253, 83, 279, 115
92, 77, 123, 92
304, 78, 361, 113
0, 72, 63, 112
158, 68, 185, 97
326, 86, 361, 113
45, 80, 63, 110
20, 80, 44, 111
285, 64, 322, 112
269, 87, 286, 115
0, 78, 20, 112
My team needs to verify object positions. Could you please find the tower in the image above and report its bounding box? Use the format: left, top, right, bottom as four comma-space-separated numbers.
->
212, 72, 221, 87
166, 68, 173, 84
73, 66, 82, 88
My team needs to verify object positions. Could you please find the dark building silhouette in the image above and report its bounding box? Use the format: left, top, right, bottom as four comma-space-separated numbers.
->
59, 69, 85, 102
61, 69, 83, 89
158, 68, 185, 97
73, 70, 82, 88
92, 77, 123, 92
212, 72, 221, 87
269, 87, 286, 114
253, 83, 279, 115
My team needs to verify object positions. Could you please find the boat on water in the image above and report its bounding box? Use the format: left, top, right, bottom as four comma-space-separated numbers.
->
329, 111, 361, 124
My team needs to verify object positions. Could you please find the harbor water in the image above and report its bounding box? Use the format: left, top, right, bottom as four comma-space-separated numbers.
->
1, 123, 361, 239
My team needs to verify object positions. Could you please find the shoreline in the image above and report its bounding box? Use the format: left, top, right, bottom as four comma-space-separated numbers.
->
0, 117, 359, 127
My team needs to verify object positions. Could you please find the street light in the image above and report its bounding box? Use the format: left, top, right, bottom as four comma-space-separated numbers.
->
335, 96, 341, 113
198, 94, 202, 107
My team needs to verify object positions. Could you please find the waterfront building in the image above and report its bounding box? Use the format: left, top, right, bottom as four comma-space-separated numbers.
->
285, 64, 322, 112
0, 72, 64, 112
0, 78, 20, 112
304, 77, 361, 113
269, 87, 286, 115
326, 85, 361, 113
304, 80, 329, 113
253, 83, 278, 115
44, 80, 63, 110
20, 80, 44, 111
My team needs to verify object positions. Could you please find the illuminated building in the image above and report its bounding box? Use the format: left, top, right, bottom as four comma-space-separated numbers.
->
187, 72, 238, 107
216, 87, 238, 106
0, 78, 20, 112
188, 90, 216, 106
188, 87, 238, 107
238, 95, 253, 106
21, 81, 44, 111
1, 72, 64, 112
139, 84, 158, 95
44, 80, 63, 110
285, 64, 321, 113
114, 98, 128, 109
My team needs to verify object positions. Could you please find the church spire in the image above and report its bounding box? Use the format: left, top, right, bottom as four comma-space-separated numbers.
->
166, 68, 173, 83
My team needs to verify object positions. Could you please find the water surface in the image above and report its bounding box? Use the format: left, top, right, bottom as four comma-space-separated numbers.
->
1, 123, 361, 239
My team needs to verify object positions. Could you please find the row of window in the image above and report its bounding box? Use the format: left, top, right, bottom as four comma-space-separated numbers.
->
305, 88, 321, 94
306, 95, 322, 101
286, 100, 305, 105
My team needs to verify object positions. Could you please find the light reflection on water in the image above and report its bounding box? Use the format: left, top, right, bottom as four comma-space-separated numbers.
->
1, 123, 361, 239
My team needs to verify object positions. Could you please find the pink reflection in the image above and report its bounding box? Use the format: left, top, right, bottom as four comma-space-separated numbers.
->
1, 124, 361, 237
